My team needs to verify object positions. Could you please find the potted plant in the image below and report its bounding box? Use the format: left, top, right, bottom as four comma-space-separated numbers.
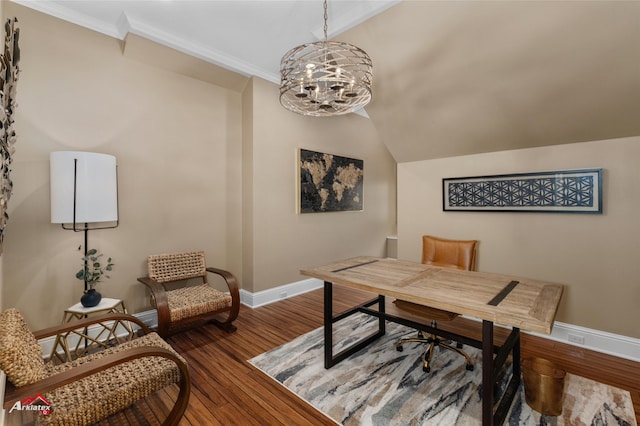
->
76, 248, 114, 307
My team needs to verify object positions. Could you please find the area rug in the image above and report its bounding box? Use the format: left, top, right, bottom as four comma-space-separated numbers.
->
249, 314, 636, 425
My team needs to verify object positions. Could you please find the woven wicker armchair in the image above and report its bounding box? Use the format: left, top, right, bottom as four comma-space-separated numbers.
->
0, 308, 190, 426
137, 251, 240, 337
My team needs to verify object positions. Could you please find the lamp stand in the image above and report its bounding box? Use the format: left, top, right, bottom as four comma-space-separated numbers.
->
57, 157, 119, 292
83, 224, 88, 292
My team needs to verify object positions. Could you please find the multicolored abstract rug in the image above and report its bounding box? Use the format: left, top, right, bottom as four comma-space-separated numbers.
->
249, 314, 636, 425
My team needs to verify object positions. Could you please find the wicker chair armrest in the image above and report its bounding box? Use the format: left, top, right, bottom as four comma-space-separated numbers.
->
206, 267, 240, 321
32, 313, 150, 340
137, 277, 169, 305
3, 345, 191, 425
137, 276, 171, 335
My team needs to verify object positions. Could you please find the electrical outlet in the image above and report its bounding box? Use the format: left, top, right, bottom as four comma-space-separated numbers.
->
568, 334, 585, 345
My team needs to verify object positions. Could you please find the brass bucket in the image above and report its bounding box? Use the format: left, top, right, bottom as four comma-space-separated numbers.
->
522, 357, 566, 416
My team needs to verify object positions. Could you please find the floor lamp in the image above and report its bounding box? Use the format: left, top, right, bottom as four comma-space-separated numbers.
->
50, 151, 119, 293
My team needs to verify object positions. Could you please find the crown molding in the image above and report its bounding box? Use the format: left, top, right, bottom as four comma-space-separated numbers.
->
13, 0, 121, 38
12, 0, 383, 114
12, 0, 279, 84
122, 14, 278, 84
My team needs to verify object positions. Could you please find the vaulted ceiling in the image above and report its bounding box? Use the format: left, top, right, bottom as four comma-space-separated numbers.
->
13, 0, 640, 162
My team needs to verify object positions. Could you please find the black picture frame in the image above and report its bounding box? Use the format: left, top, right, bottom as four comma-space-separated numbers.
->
299, 149, 363, 213
442, 168, 603, 213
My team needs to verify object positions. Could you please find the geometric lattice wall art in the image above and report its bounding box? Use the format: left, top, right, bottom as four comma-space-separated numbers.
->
443, 169, 602, 213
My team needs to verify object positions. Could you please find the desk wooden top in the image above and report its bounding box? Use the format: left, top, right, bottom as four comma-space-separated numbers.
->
301, 256, 564, 335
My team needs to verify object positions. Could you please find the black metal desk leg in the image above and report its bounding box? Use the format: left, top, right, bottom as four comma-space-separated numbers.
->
512, 330, 521, 380
324, 281, 333, 369
323, 281, 386, 369
482, 320, 494, 426
378, 294, 386, 336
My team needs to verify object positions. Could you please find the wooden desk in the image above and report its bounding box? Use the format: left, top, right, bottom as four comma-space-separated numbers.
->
301, 256, 564, 426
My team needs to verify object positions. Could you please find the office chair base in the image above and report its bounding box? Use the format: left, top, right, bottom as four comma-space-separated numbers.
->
396, 332, 474, 373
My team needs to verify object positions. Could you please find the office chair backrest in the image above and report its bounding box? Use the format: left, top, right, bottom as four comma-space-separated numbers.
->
422, 235, 478, 271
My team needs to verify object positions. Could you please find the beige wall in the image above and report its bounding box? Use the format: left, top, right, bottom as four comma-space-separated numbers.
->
3, 3, 397, 329
3, 3, 243, 328
397, 137, 640, 339
243, 77, 397, 292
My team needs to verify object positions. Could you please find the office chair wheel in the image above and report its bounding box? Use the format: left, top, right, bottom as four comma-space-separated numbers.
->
423, 366, 431, 373
396, 345, 403, 352
456, 342, 464, 349
466, 364, 474, 371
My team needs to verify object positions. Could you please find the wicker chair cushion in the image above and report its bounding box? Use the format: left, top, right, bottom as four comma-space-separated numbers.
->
37, 332, 184, 426
0, 308, 45, 387
167, 285, 232, 322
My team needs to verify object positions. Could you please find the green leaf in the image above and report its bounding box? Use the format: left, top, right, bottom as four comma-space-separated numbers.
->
76, 249, 114, 285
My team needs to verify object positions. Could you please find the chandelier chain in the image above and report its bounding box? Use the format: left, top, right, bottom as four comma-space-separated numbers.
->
323, 0, 328, 41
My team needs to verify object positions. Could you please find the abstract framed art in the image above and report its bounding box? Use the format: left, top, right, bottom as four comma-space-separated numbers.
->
298, 149, 363, 213
443, 168, 603, 213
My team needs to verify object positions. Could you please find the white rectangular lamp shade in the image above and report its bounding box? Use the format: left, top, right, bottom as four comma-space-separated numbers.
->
50, 151, 118, 224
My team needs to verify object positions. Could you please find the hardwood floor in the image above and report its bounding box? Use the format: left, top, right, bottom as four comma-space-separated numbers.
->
8, 286, 640, 425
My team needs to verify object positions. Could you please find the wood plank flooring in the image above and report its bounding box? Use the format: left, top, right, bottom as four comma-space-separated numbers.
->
8, 286, 640, 425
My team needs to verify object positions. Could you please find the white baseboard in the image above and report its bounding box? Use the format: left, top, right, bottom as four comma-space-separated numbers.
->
456, 315, 640, 363
38, 278, 323, 357
240, 278, 640, 363
0, 371, 5, 426
135, 309, 158, 329
39, 312, 159, 360
240, 278, 324, 308
39, 278, 640, 364
526, 321, 640, 363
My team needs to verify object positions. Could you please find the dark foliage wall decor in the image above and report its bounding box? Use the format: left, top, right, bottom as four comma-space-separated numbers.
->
0, 17, 20, 254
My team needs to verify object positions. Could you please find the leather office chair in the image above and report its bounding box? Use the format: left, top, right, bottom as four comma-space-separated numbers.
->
394, 235, 478, 373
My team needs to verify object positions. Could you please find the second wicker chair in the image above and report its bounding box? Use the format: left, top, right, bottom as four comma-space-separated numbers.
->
138, 251, 240, 337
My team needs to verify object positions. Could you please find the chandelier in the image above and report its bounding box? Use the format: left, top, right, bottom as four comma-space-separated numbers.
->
279, 0, 373, 116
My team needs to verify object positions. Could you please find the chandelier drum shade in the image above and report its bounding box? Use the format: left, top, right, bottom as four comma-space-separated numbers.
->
279, 0, 373, 116
50, 151, 118, 226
